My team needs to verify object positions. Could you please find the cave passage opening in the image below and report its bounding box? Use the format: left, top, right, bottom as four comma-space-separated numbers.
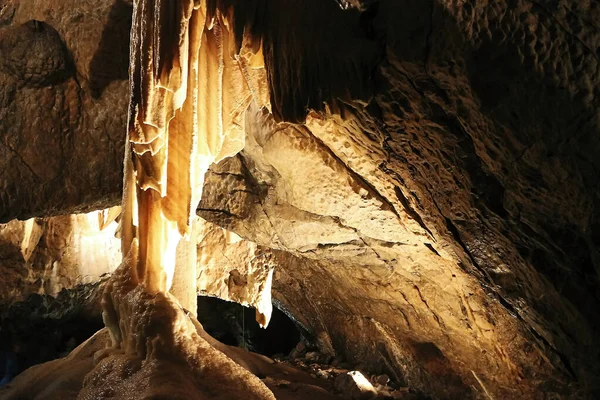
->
0, 293, 104, 384
196, 296, 302, 358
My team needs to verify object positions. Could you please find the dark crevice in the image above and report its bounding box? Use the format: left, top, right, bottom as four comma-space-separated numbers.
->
424, 243, 440, 257
196, 296, 303, 357
444, 218, 579, 382
394, 186, 435, 238
197, 208, 238, 218
444, 218, 491, 284
209, 171, 247, 179
527, 325, 578, 381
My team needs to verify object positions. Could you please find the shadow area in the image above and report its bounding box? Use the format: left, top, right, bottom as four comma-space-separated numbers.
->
88, 0, 132, 99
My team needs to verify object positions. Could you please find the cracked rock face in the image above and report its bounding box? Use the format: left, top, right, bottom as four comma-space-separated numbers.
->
198, 104, 597, 398
0, 0, 599, 399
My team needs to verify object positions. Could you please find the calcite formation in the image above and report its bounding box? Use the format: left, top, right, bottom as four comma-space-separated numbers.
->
196, 219, 275, 327
95, 246, 275, 400
118, 0, 267, 292
92, 0, 276, 398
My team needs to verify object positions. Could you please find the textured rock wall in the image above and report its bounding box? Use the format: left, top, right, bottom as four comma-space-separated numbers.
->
0, 0, 130, 221
196, 218, 275, 324
198, 105, 595, 398
0, 209, 120, 301
197, 0, 600, 397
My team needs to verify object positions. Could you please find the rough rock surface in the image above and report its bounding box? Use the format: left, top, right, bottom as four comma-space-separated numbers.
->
198, 98, 599, 398
0, 209, 120, 301
196, 218, 276, 324
0, 323, 347, 400
0, 0, 130, 221
334, 371, 378, 399
0, 0, 599, 399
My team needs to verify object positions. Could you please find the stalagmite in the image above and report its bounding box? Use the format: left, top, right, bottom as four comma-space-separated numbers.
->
91, 1, 275, 398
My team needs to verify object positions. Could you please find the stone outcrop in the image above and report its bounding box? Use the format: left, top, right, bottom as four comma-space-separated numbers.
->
0, 0, 599, 398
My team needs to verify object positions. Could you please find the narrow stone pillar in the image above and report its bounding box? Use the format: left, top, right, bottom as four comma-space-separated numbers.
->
170, 221, 198, 317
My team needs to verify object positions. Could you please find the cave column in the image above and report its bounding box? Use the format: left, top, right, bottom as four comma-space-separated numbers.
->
170, 219, 198, 316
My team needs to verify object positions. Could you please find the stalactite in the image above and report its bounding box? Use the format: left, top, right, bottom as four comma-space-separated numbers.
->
94, 0, 273, 387
90, 1, 276, 398
118, 0, 267, 297
92, 0, 382, 395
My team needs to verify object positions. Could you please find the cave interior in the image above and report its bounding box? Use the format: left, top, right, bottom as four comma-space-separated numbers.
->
0, 0, 599, 399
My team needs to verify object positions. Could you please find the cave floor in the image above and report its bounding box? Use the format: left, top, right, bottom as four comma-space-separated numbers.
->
0, 324, 423, 400
1, 322, 417, 400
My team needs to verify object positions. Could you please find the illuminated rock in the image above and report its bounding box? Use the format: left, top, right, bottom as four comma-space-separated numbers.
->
0, 209, 121, 301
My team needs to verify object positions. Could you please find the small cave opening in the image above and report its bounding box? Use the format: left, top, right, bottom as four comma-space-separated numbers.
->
196, 295, 303, 358
0, 292, 104, 385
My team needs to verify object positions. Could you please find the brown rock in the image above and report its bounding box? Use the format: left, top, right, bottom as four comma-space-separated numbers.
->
375, 374, 390, 386
334, 371, 378, 400
305, 351, 320, 362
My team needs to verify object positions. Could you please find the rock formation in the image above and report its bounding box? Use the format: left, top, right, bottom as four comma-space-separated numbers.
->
0, 0, 599, 399
0, 209, 120, 301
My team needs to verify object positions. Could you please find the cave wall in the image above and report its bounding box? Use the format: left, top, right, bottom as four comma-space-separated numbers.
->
0, 0, 599, 398
0, 209, 120, 301
0, 0, 130, 221
201, 0, 600, 396
198, 104, 599, 398
196, 218, 275, 320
